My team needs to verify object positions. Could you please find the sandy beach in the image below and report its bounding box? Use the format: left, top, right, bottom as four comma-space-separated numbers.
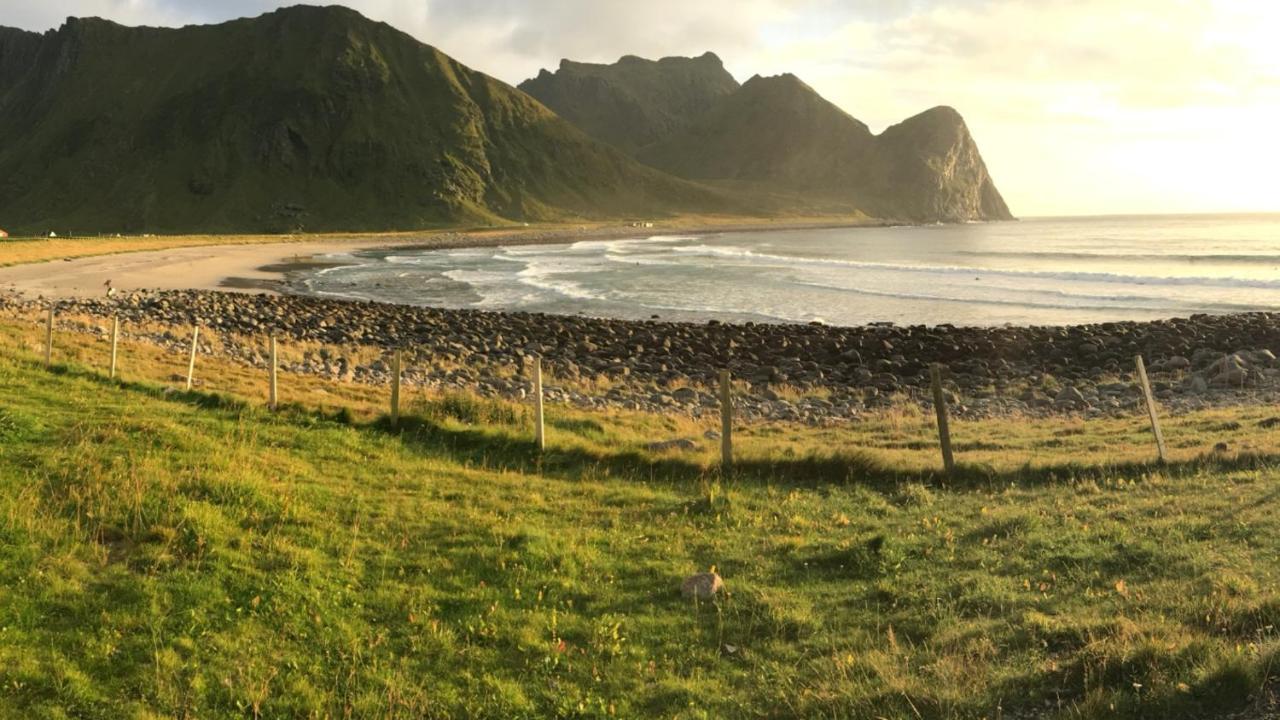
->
0, 238, 400, 299
0, 217, 883, 300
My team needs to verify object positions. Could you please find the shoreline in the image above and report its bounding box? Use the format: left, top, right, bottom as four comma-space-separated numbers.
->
5, 218, 1280, 423
7, 286, 1280, 425
0, 216, 891, 301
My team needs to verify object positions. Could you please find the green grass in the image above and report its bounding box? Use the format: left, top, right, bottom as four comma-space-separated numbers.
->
1, 340, 1279, 718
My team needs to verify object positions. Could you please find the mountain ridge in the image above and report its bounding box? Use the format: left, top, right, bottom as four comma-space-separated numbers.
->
0, 6, 741, 234
523, 54, 1013, 223
518, 51, 740, 154
0, 7, 1012, 233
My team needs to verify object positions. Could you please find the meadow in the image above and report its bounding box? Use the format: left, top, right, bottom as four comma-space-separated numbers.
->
0, 316, 1278, 719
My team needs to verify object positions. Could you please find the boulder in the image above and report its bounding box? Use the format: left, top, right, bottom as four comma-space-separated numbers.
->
1183, 374, 1210, 394
671, 387, 699, 403
1205, 354, 1254, 387
1054, 386, 1089, 410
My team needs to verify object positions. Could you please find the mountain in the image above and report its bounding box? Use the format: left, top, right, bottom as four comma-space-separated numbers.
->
517, 52, 739, 154
522, 60, 1013, 223
636, 74, 875, 189
0, 6, 737, 234
867, 106, 1012, 223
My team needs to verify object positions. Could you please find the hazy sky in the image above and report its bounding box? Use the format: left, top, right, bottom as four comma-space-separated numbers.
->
4, 1, 1278, 217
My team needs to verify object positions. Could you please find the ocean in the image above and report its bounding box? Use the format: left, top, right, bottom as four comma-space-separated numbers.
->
295, 214, 1280, 327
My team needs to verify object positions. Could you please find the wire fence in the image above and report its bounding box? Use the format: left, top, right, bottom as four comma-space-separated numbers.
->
10, 305, 1202, 477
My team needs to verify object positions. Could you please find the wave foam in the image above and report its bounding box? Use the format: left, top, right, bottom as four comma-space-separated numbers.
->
673, 244, 1280, 290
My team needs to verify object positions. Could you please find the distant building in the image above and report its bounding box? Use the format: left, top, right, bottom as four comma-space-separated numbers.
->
0, 229, 7, 238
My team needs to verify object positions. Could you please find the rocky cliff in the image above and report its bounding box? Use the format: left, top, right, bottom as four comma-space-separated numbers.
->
524, 59, 1014, 222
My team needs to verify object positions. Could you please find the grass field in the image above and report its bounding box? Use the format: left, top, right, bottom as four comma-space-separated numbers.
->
1, 318, 1279, 719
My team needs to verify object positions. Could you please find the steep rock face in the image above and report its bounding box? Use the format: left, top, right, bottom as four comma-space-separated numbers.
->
0, 7, 735, 234
0, 27, 41, 98
524, 57, 1014, 223
868, 107, 1012, 223
639, 80, 1011, 222
518, 52, 739, 153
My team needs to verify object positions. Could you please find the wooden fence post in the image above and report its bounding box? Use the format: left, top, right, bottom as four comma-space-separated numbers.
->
720, 369, 733, 471
109, 316, 120, 379
930, 364, 956, 474
1135, 355, 1168, 463
533, 356, 545, 451
44, 307, 53, 367
185, 325, 200, 390
390, 349, 402, 427
268, 336, 279, 410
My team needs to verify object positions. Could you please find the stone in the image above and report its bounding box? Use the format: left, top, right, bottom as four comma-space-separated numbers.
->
1207, 354, 1251, 387
671, 387, 699, 403
1237, 349, 1277, 367
681, 572, 724, 600
1054, 386, 1088, 409
15, 283, 1280, 428
1184, 375, 1209, 394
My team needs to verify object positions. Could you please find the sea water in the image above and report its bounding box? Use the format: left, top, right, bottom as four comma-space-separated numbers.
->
295, 214, 1280, 327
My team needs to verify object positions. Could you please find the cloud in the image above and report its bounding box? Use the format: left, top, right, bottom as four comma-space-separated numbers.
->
743, 0, 1280, 214
338, 0, 828, 85
1, 0, 816, 84
1, 0, 188, 30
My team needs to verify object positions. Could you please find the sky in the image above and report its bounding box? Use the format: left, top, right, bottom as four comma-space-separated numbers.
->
4, 0, 1279, 217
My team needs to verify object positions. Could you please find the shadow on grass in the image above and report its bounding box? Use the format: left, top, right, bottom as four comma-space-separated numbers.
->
372, 411, 1280, 493
41, 357, 1280, 493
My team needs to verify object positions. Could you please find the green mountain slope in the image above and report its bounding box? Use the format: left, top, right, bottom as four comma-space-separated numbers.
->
523, 61, 1014, 223
0, 7, 737, 234
636, 74, 876, 189
517, 52, 740, 154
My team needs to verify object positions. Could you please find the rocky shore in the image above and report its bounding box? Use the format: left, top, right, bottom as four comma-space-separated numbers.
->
10, 288, 1280, 424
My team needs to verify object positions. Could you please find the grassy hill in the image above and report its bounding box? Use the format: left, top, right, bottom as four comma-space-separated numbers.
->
0, 316, 1278, 718
0, 7, 741, 235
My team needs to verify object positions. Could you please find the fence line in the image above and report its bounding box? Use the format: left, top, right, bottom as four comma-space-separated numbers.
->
268, 336, 279, 410
44, 308, 53, 368
1135, 355, 1168, 463
720, 370, 733, 471
185, 325, 200, 391
109, 316, 120, 379
929, 364, 955, 474
391, 349, 403, 428
533, 356, 546, 452
20, 308, 1208, 473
